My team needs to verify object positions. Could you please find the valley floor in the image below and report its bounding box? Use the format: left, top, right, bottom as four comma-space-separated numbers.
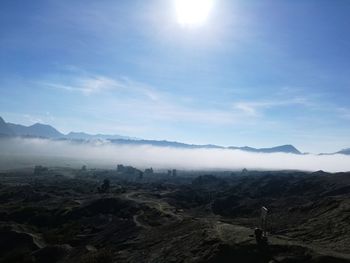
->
0, 167, 349, 263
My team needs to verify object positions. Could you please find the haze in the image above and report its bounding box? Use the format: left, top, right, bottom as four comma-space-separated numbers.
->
1, 138, 349, 172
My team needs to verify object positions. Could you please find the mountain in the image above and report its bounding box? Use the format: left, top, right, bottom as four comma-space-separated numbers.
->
110, 139, 301, 154
0, 116, 302, 154
0, 117, 15, 136
228, 144, 301, 154
2, 116, 135, 140
319, 148, 350, 155
336, 148, 350, 155
7, 123, 64, 138
65, 132, 137, 141
109, 139, 225, 149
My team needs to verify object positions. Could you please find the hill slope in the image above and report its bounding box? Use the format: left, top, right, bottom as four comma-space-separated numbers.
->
8, 123, 64, 138
228, 144, 301, 154
0, 117, 15, 136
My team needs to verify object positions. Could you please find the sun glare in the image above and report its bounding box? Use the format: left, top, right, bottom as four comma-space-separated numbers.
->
175, 0, 214, 27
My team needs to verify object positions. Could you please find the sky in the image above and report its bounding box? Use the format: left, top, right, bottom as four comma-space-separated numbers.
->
0, 0, 349, 153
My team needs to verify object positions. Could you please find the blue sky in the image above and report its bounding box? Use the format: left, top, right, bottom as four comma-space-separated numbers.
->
0, 0, 349, 153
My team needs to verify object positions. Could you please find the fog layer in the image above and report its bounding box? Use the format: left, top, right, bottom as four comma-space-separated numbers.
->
0, 138, 349, 172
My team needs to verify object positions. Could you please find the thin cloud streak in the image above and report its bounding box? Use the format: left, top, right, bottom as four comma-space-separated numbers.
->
233, 97, 310, 116
42, 74, 162, 101
42, 76, 125, 95
337, 107, 350, 120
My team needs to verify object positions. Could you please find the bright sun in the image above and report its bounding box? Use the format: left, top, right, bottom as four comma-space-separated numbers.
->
175, 0, 214, 27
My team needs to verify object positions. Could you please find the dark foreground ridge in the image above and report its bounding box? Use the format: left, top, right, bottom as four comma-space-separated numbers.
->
0, 167, 349, 263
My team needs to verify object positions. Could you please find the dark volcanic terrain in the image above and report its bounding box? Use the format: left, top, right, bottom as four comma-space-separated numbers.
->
0, 167, 349, 263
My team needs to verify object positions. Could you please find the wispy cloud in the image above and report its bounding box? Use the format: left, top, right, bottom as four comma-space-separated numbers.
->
43, 75, 124, 95
42, 73, 162, 102
233, 97, 310, 116
337, 107, 350, 120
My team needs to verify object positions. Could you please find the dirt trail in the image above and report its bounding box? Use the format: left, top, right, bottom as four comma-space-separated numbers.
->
123, 191, 183, 221
12, 225, 46, 249
132, 210, 148, 229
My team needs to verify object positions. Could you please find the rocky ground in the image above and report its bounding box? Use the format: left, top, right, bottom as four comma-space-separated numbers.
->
0, 167, 349, 263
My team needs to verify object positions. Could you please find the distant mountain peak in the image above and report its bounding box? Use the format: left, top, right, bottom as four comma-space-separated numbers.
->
336, 148, 350, 155
7, 121, 63, 138
229, 144, 301, 154
269, 144, 301, 153
0, 116, 15, 136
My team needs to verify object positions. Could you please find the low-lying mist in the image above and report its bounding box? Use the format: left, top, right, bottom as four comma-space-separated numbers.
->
0, 137, 349, 172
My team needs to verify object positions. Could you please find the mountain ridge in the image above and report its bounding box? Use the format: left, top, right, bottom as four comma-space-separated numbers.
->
335, 148, 350, 155
8, 122, 64, 138
228, 144, 301, 154
2, 116, 346, 155
65, 131, 138, 141
0, 117, 15, 136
